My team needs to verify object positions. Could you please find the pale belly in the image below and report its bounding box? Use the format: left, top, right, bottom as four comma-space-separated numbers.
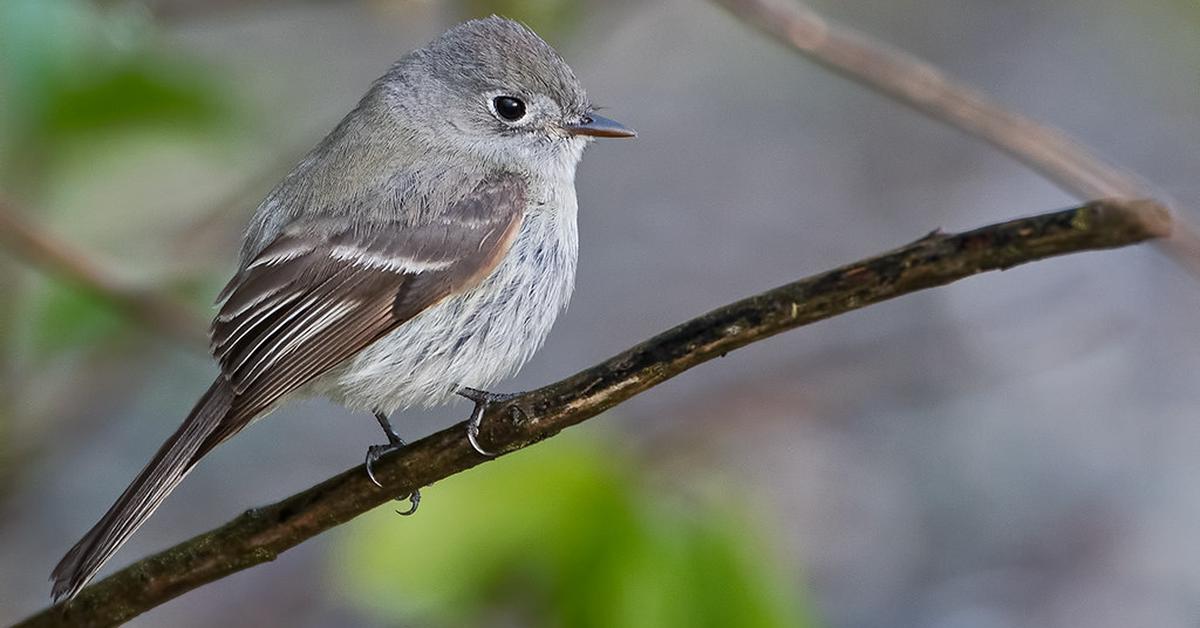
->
322, 198, 578, 414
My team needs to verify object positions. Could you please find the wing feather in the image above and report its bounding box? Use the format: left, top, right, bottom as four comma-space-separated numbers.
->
204, 173, 526, 446
52, 165, 529, 604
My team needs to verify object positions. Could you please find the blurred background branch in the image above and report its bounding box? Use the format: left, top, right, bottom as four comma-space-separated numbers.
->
15, 198, 1167, 628
0, 197, 206, 347
711, 0, 1192, 270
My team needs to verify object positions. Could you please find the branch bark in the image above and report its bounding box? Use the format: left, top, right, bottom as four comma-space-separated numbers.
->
16, 199, 1168, 628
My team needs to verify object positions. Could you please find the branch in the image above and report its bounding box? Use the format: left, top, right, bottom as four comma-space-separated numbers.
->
16, 199, 1168, 628
709, 0, 1190, 268
167, 140, 314, 268
0, 197, 206, 348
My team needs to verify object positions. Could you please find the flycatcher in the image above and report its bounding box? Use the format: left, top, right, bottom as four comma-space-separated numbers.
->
51, 15, 634, 602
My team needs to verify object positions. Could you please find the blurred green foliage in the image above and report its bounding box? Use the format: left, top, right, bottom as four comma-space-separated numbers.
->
0, 0, 232, 363
332, 432, 815, 628
0, 0, 229, 187
24, 280, 131, 359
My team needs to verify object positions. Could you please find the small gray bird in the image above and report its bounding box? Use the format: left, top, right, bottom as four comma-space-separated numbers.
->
51, 16, 634, 602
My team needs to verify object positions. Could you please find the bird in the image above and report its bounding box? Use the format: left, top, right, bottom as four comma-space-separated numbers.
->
50, 15, 634, 602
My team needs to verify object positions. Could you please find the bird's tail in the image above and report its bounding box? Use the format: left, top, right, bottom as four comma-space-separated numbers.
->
51, 378, 235, 602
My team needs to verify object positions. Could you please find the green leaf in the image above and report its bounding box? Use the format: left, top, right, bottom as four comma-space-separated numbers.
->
39, 56, 229, 139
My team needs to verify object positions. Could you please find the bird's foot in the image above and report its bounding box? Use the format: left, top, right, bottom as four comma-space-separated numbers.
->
457, 388, 528, 457
365, 411, 420, 516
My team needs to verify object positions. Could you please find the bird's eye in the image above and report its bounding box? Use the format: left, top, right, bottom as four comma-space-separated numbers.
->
492, 96, 526, 122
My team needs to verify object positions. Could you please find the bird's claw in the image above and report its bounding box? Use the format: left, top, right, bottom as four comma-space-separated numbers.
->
395, 490, 420, 516
364, 443, 394, 488
457, 387, 528, 457
365, 411, 421, 515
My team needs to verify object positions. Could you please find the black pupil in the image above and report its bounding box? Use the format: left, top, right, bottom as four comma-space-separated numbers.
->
494, 96, 526, 121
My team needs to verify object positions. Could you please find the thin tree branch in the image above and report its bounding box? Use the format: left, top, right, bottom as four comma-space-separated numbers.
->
709, 0, 1192, 269
0, 197, 206, 347
167, 140, 314, 268
16, 199, 1169, 628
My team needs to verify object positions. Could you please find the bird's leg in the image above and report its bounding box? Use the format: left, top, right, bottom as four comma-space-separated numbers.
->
457, 387, 529, 456
365, 410, 420, 516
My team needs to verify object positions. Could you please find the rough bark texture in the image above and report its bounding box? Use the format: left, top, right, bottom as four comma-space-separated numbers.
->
15, 198, 1168, 628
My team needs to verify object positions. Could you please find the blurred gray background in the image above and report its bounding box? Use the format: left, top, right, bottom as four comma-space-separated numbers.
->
2, 0, 1200, 626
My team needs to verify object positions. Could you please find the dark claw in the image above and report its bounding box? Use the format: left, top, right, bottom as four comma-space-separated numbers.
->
364, 443, 394, 488
457, 387, 527, 456
466, 401, 492, 457
365, 410, 421, 515
396, 490, 420, 516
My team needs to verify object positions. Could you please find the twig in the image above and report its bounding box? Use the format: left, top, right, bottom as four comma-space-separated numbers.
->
709, 0, 1190, 267
15, 199, 1168, 628
0, 197, 207, 348
168, 141, 314, 264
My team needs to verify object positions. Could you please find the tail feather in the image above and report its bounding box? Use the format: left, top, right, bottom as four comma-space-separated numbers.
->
51, 379, 235, 602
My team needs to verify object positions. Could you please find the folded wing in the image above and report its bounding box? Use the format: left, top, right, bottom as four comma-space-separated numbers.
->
51, 173, 526, 601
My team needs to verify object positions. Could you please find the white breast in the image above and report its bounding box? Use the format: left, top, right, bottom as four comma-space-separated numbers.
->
326, 180, 579, 414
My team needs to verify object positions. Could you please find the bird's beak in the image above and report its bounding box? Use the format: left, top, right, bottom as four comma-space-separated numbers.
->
566, 113, 637, 138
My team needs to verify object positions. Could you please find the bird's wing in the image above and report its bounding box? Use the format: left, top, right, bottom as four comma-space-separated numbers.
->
207, 172, 527, 445
50, 173, 527, 602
